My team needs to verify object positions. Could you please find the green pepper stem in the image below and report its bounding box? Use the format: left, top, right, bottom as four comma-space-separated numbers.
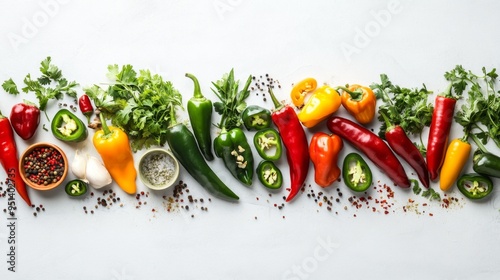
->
169, 105, 178, 126
185, 73, 204, 99
379, 111, 395, 131
99, 111, 112, 136
335, 85, 363, 100
440, 83, 454, 98
469, 133, 488, 153
268, 88, 283, 110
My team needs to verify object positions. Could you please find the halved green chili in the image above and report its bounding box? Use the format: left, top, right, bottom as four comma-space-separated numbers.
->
342, 153, 373, 192
241, 105, 272, 131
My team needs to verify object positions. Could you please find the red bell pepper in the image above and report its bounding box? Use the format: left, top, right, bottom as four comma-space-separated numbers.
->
309, 132, 343, 188
327, 116, 410, 188
268, 88, 310, 202
426, 85, 457, 181
10, 101, 40, 140
78, 94, 94, 124
0, 110, 32, 206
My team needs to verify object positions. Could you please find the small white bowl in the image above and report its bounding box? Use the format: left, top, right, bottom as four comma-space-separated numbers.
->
138, 148, 179, 190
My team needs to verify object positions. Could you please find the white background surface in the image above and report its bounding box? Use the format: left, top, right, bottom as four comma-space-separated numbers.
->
1, 0, 500, 279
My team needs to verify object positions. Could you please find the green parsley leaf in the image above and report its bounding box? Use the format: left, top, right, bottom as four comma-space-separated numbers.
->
86, 65, 182, 152
2, 78, 20, 95
371, 74, 434, 153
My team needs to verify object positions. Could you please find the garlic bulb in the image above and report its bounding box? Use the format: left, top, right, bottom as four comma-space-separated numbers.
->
71, 150, 88, 182
85, 155, 112, 189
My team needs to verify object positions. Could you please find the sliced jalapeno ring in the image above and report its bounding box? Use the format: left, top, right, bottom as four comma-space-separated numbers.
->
256, 160, 283, 189
457, 173, 493, 200
342, 153, 373, 192
65, 179, 88, 197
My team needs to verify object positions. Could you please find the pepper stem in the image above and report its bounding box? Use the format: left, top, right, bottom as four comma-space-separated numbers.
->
469, 133, 488, 153
0, 110, 5, 118
268, 88, 283, 110
98, 111, 112, 136
335, 86, 363, 100
169, 105, 177, 126
185, 73, 204, 99
441, 83, 454, 98
379, 111, 395, 131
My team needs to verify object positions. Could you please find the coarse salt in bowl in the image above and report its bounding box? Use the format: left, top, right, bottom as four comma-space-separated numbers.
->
138, 148, 179, 190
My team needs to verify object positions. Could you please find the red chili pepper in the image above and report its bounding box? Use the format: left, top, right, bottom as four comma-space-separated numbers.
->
380, 113, 430, 188
0, 110, 32, 206
78, 94, 94, 124
326, 116, 410, 188
268, 88, 310, 202
426, 87, 457, 181
10, 101, 40, 140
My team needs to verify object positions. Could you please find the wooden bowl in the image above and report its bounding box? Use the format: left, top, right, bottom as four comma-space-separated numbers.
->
19, 142, 68, 191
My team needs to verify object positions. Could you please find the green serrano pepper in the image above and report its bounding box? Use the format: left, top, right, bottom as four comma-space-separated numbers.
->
186, 73, 214, 161
166, 123, 239, 201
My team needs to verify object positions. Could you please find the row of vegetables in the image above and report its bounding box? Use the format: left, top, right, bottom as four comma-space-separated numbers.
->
1, 57, 500, 208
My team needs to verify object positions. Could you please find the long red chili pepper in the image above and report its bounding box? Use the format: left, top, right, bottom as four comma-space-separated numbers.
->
268, 88, 310, 202
0, 110, 32, 206
327, 116, 410, 188
381, 113, 430, 188
78, 94, 94, 124
426, 85, 457, 181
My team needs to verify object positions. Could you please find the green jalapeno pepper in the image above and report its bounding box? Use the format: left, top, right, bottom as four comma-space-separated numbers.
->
241, 105, 272, 131
214, 127, 254, 186
65, 179, 88, 197
256, 160, 283, 189
51, 109, 88, 142
473, 150, 500, 178
253, 128, 282, 161
457, 173, 493, 200
342, 153, 373, 192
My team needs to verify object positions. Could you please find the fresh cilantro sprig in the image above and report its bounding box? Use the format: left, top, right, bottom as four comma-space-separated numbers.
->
212, 69, 252, 130
371, 74, 434, 154
85, 64, 182, 152
412, 180, 441, 201
450, 65, 500, 149
2, 56, 78, 120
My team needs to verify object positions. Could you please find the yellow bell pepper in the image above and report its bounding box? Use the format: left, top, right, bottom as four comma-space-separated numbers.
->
93, 113, 137, 194
290, 77, 317, 107
297, 85, 342, 128
339, 84, 376, 124
439, 137, 471, 191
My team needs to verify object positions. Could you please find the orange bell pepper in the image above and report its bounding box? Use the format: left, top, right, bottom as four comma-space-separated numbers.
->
439, 137, 471, 191
309, 132, 343, 187
93, 113, 137, 194
338, 84, 376, 124
290, 78, 317, 107
297, 85, 342, 128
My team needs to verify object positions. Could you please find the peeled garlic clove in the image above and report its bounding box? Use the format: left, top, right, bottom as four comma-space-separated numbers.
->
71, 150, 88, 182
86, 155, 112, 189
